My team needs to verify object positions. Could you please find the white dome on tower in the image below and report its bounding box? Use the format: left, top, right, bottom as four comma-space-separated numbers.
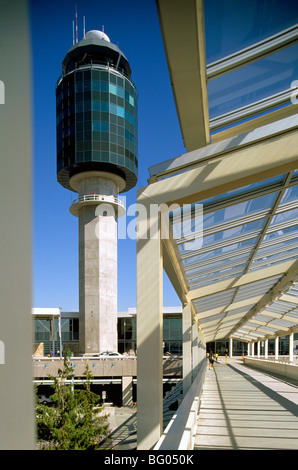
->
84, 30, 110, 42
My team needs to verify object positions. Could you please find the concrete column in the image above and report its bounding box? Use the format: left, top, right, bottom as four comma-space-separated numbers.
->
70, 172, 122, 355
257, 341, 261, 357
247, 343, 251, 356
275, 336, 279, 360
229, 337, 233, 358
137, 196, 163, 450
197, 329, 206, 365
122, 376, 133, 406
192, 323, 199, 378
265, 339, 268, 359
0, 0, 35, 449
78, 203, 117, 353
182, 303, 192, 397
251, 342, 254, 357
289, 333, 294, 362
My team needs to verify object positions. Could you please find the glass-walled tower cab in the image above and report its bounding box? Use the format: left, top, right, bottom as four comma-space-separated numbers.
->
56, 30, 138, 193
56, 30, 138, 355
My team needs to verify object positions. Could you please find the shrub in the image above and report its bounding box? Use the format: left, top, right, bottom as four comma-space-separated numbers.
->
36, 351, 108, 450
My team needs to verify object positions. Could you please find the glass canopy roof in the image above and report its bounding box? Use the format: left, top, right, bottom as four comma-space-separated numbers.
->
170, 170, 298, 341
152, 0, 298, 344
205, 1, 298, 132
204, 0, 298, 64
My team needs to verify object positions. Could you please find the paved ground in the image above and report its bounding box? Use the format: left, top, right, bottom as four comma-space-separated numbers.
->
97, 406, 137, 450
97, 381, 182, 450
195, 358, 298, 450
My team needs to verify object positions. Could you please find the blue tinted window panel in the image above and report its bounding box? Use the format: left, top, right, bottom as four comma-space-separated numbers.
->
249, 248, 298, 272
180, 219, 265, 253
101, 102, 109, 112
208, 43, 298, 119
201, 193, 277, 230
233, 275, 281, 302
188, 266, 247, 289
76, 82, 83, 92
92, 101, 100, 111
256, 238, 298, 257
264, 225, 298, 242
193, 288, 237, 311
280, 185, 298, 204
117, 106, 124, 118
269, 207, 298, 227
182, 239, 258, 266
205, 0, 298, 63
109, 83, 117, 95
198, 175, 285, 208
186, 254, 252, 277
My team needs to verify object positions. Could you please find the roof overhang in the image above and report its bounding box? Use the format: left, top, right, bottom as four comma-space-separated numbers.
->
138, 116, 298, 343
32, 308, 61, 317
156, 0, 210, 151
137, 1, 298, 345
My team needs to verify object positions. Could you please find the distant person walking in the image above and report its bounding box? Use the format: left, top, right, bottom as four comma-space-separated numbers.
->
208, 350, 214, 370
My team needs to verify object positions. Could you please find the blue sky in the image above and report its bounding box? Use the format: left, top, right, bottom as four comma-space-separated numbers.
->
30, 0, 185, 312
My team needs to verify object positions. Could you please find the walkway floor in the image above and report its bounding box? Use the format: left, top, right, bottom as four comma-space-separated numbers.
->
195, 358, 298, 450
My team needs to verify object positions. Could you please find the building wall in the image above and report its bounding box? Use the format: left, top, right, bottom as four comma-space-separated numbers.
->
33, 311, 183, 356
34, 311, 283, 357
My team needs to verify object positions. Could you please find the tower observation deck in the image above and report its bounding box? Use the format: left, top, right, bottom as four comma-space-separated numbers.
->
56, 29, 138, 354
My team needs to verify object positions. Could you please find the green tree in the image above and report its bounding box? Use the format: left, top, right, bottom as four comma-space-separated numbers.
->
36, 351, 109, 450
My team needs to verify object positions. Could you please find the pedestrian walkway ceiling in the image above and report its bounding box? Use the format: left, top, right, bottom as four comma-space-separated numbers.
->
142, 0, 298, 344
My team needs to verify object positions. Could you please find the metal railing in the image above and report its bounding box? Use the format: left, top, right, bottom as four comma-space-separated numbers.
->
154, 358, 207, 450
56, 62, 135, 88
71, 193, 125, 208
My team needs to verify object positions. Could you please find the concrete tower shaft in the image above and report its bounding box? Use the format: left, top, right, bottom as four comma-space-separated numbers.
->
69, 171, 125, 354
56, 29, 138, 354
79, 202, 118, 354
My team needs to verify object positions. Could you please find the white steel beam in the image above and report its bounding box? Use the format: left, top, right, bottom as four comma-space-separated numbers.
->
137, 195, 163, 450
157, 0, 209, 151
207, 24, 298, 80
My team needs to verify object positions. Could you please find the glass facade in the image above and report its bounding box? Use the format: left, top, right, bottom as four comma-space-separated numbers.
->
117, 316, 183, 355
35, 318, 52, 343
35, 315, 298, 357
118, 317, 136, 354
34, 318, 79, 355
34, 315, 182, 356
56, 66, 138, 192
163, 318, 182, 355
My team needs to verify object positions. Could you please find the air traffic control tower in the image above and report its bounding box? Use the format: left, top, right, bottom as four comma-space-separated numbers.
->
56, 30, 138, 354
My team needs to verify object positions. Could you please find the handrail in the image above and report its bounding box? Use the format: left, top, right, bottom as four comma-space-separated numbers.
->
154, 358, 207, 450
71, 193, 125, 208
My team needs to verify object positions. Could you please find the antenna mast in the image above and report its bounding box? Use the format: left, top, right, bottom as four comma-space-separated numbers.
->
83, 16, 86, 38
75, 4, 78, 43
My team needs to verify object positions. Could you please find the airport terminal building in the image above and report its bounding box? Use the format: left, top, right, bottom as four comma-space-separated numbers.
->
32, 307, 295, 358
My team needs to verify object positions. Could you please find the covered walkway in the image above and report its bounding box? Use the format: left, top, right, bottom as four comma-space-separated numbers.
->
195, 358, 298, 450
136, 0, 298, 449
